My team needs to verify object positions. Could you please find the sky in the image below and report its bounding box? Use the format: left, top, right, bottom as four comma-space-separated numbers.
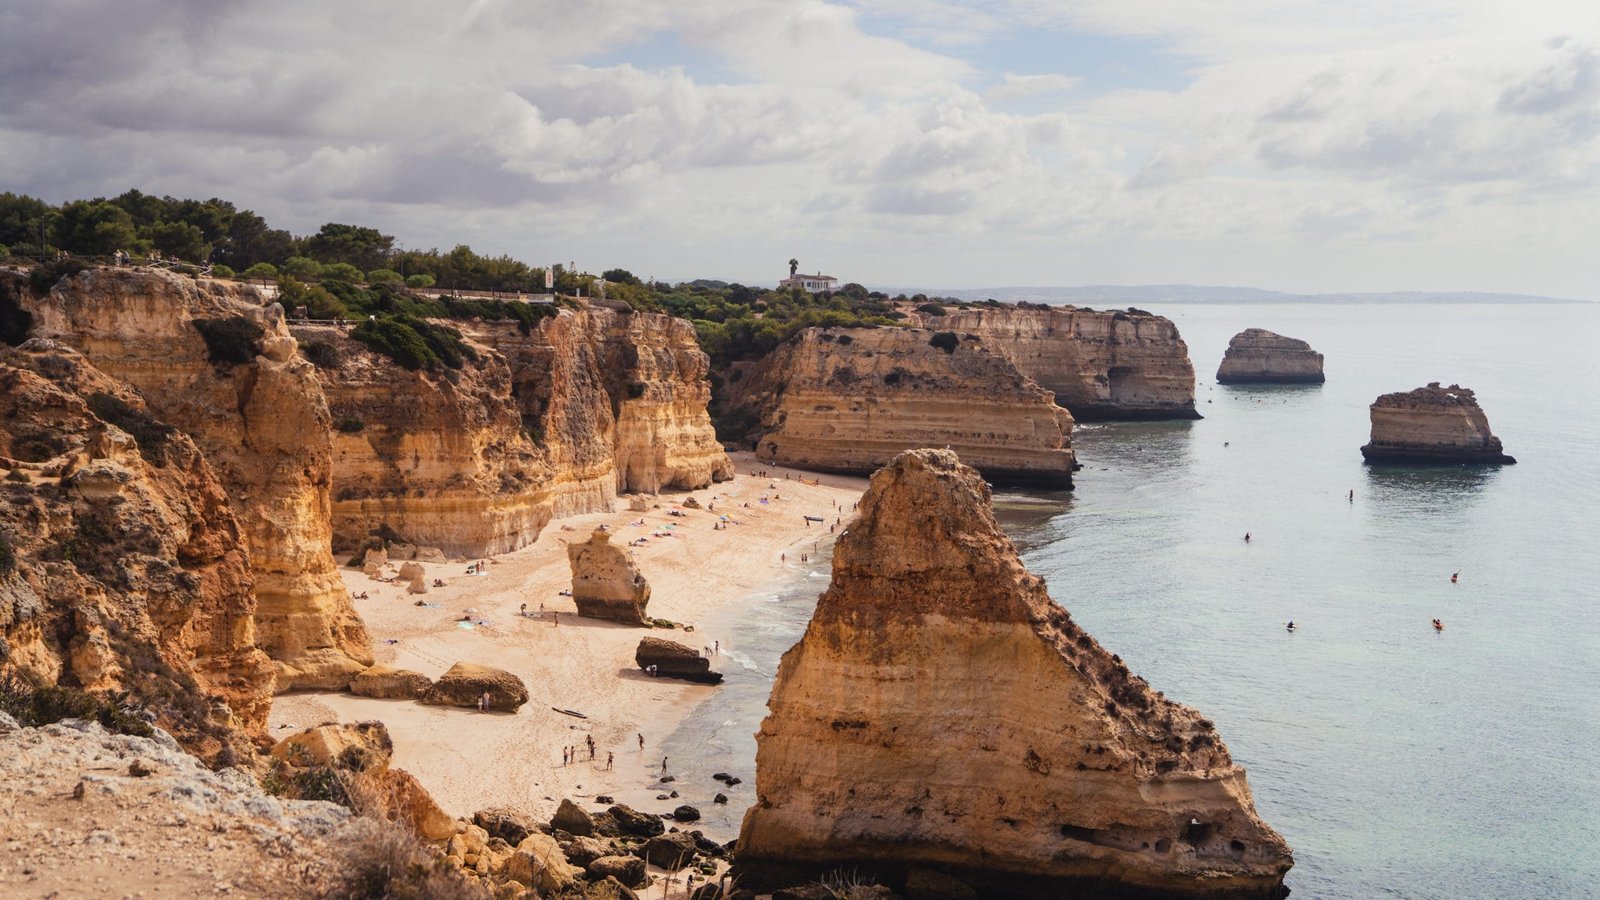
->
3, 1, 1599, 297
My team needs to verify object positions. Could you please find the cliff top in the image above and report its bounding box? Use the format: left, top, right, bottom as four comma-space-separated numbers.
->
1225, 328, 1315, 351
1372, 382, 1480, 409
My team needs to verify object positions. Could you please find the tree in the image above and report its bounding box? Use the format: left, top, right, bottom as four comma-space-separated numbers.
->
788, 258, 798, 277
602, 268, 641, 285
140, 220, 206, 261
320, 262, 364, 283
405, 273, 436, 289
366, 268, 403, 285
282, 256, 322, 280
210, 264, 236, 279
52, 200, 137, 256
216, 210, 294, 269
242, 262, 278, 283
0, 193, 56, 248
304, 222, 394, 272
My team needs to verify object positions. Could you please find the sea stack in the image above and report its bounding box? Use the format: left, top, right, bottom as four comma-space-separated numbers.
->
1215, 329, 1325, 384
734, 449, 1293, 898
566, 527, 651, 624
1360, 383, 1515, 465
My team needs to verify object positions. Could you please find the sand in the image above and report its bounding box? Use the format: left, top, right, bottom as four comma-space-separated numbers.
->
271, 452, 865, 828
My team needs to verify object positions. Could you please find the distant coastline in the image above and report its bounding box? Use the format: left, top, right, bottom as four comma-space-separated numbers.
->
888, 284, 1595, 305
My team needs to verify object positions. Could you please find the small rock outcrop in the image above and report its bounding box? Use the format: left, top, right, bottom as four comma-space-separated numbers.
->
1215, 329, 1325, 384
636, 637, 723, 685
1360, 383, 1515, 464
723, 327, 1076, 487
420, 662, 529, 711
908, 305, 1200, 420
350, 664, 433, 699
735, 449, 1292, 898
566, 528, 651, 624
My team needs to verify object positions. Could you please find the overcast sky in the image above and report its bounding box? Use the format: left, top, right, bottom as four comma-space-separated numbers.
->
4, 1, 1598, 296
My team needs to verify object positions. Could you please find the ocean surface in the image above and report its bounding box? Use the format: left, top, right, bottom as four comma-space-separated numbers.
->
651, 302, 1600, 899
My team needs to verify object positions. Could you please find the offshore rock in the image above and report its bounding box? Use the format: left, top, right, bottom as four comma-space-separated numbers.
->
0, 340, 274, 762
567, 527, 651, 624
1215, 329, 1325, 385
724, 327, 1076, 487
735, 449, 1292, 899
636, 636, 723, 685
1360, 383, 1515, 464
22, 267, 370, 690
909, 305, 1199, 420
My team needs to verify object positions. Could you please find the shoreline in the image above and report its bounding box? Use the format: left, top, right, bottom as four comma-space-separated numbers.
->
270, 451, 866, 830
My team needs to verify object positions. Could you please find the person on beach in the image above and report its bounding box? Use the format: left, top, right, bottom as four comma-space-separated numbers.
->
520, 602, 526, 616
638, 733, 644, 750
553, 611, 559, 627
606, 752, 614, 771
662, 757, 669, 773
714, 640, 719, 656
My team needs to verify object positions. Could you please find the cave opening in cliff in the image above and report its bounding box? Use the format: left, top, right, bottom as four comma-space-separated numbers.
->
1107, 366, 1139, 404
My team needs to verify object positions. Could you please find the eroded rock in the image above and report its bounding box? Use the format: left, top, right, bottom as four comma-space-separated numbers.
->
1360, 383, 1515, 465
636, 637, 723, 685
421, 661, 529, 711
1216, 329, 1325, 385
734, 449, 1293, 898
567, 528, 651, 624
350, 664, 432, 699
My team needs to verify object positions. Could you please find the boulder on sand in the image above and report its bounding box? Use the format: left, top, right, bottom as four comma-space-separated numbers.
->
350, 664, 432, 700
636, 637, 723, 685
420, 662, 529, 711
551, 798, 596, 836
567, 528, 651, 624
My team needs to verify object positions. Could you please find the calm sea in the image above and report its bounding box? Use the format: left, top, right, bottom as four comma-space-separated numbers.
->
653, 302, 1600, 899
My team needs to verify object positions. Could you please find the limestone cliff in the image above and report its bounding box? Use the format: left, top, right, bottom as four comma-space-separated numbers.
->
724, 327, 1076, 487
1215, 329, 1324, 385
19, 267, 371, 691
0, 340, 274, 762
566, 527, 651, 624
291, 324, 554, 557
735, 449, 1292, 898
909, 306, 1200, 420
294, 302, 730, 557
1361, 383, 1515, 464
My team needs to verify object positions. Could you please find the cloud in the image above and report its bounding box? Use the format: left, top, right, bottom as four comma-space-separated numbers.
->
984, 73, 1081, 103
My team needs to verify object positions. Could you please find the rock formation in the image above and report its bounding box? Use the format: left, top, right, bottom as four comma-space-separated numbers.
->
19, 267, 371, 690
350, 664, 433, 699
723, 327, 1077, 487
735, 449, 1293, 898
636, 636, 723, 684
1215, 329, 1325, 384
1361, 383, 1515, 464
909, 305, 1199, 420
567, 528, 651, 624
295, 301, 731, 558
0, 340, 275, 762
421, 661, 529, 711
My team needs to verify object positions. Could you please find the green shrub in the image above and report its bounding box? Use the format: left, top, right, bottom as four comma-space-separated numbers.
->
87, 392, 177, 464
5, 469, 30, 483
916, 302, 948, 316
210, 264, 236, 279
299, 339, 344, 369
282, 256, 321, 280
404, 273, 436, 289
242, 262, 278, 282
28, 258, 91, 295
351, 314, 472, 372
320, 262, 363, 283
0, 674, 154, 738
929, 331, 959, 354
365, 268, 402, 285
192, 316, 264, 365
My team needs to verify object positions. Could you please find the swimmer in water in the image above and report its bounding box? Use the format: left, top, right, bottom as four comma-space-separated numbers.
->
1244, 532, 1252, 543
1286, 621, 1296, 632
1451, 571, 1459, 584
1432, 619, 1444, 632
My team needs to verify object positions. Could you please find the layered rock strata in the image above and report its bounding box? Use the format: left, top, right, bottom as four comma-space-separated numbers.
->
0, 340, 275, 761
296, 302, 731, 557
1215, 329, 1324, 384
909, 306, 1199, 420
735, 449, 1293, 898
725, 327, 1076, 487
636, 636, 723, 684
20, 267, 371, 690
567, 527, 651, 624
1360, 383, 1515, 464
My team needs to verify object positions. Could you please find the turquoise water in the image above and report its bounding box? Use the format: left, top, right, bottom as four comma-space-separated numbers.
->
657, 303, 1600, 898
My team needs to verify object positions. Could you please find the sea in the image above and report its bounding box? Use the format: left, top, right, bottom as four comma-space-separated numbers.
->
649, 301, 1600, 899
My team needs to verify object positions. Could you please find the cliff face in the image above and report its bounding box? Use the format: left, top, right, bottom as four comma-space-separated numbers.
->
21, 268, 371, 691
736, 450, 1292, 898
0, 340, 274, 762
291, 324, 554, 558
1361, 383, 1515, 464
725, 328, 1076, 487
909, 306, 1199, 420
1215, 329, 1324, 385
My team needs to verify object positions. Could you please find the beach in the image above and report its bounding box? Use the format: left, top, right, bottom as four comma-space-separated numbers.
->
271, 451, 866, 827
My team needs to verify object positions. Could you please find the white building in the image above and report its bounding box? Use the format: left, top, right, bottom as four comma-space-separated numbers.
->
779, 271, 839, 293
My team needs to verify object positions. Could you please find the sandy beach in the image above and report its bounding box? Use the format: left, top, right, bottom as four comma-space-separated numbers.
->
271, 452, 865, 829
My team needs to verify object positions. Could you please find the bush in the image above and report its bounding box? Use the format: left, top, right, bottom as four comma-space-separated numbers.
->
335, 416, 365, 434
87, 392, 177, 464
28, 258, 91, 295
404, 273, 436, 289
192, 316, 265, 365
321, 262, 364, 283
916, 302, 947, 317
0, 673, 154, 738
300, 339, 344, 369
242, 262, 278, 282
5, 468, 30, 483
210, 264, 236, 279
351, 314, 472, 372
322, 817, 489, 900
928, 331, 959, 354
365, 268, 402, 285
282, 256, 322, 280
